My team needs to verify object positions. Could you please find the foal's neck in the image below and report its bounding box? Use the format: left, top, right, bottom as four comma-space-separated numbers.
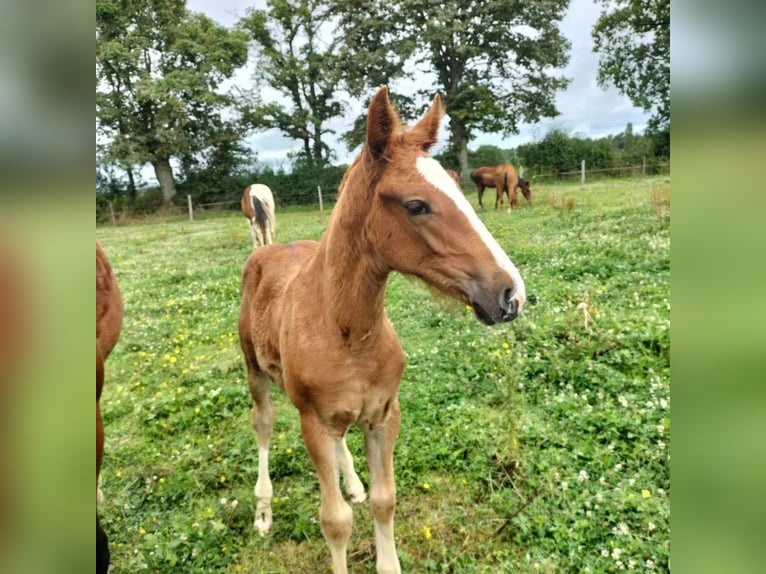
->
313, 180, 389, 343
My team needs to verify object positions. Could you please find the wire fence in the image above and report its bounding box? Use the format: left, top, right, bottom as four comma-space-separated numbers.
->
100, 159, 670, 226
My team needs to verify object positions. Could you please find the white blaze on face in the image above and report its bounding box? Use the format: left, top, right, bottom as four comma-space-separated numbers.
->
415, 156, 526, 312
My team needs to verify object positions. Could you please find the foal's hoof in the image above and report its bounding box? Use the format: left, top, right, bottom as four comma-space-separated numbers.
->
347, 486, 367, 504
254, 513, 272, 536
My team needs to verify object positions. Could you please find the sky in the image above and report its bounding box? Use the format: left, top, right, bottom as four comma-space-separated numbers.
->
179, 0, 650, 170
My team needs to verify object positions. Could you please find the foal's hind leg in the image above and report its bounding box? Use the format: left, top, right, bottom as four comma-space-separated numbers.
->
247, 366, 275, 534
336, 435, 366, 503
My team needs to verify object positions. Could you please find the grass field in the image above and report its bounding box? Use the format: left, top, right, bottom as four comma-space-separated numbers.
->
97, 177, 670, 573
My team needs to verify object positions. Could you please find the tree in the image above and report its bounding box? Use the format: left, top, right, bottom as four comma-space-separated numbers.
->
97, 0, 249, 202
239, 0, 348, 167
337, 0, 571, 177
592, 0, 670, 132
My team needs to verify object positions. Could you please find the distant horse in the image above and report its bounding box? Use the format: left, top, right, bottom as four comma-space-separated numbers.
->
445, 168, 461, 189
241, 184, 276, 249
470, 164, 532, 211
238, 86, 526, 574
96, 242, 124, 574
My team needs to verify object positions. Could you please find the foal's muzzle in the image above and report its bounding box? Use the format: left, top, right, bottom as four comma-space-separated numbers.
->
469, 284, 523, 326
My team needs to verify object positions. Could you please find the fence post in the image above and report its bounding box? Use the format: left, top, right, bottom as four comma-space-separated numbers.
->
642, 156, 647, 176
519, 166, 524, 179
109, 201, 117, 227
581, 160, 586, 184
317, 185, 323, 212
187, 194, 193, 222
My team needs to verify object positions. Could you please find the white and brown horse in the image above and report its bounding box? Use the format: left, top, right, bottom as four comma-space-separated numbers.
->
241, 184, 276, 249
470, 164, 532, 211
238, 87, 526, 574
96, 242, 123, 574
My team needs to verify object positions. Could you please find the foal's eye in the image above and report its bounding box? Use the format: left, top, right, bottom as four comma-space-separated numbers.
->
404, 200, 431, 216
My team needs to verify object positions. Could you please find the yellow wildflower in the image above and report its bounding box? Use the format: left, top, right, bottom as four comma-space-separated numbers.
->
422, 482, 430, 491
502, 342, 510, 350
422, 526, 432, 540
219, 475, 226, 484
641, 489, 651, 500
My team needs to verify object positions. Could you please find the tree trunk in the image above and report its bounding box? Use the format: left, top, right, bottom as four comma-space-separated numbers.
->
152, 156, 177, 203
450, 116, 470, 178
126, 167, 137, 201
313, 123, 323, 166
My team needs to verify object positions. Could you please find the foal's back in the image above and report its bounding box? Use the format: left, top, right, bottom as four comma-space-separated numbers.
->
239, 241, 318, 382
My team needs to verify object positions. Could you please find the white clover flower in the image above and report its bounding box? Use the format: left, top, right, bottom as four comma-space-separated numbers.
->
646, 559, 655, 570
561, 481, 568, 491
618, 395, 628, 408
611, 548, 622, 560
657, 424, 665, 435
578, 470, 589, 482
601, 549, 609, 557
648, 522, 656, 531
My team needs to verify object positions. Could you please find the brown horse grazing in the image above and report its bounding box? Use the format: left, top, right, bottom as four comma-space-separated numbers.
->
470, 164, 532, 211
238, 86, 526, 574
96, 242, 123, 574
240, 184, 277, 249
445, 168, 461, 188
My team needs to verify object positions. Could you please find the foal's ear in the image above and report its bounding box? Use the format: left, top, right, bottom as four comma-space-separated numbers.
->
365, 86, 398, 161
408, 93, 444, 152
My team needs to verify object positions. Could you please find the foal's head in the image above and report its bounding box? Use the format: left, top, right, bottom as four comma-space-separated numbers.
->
355, 87, 526, 324
518, 177, 532, 202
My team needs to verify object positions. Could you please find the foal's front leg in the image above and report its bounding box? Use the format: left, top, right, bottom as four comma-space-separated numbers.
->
301, 413, 354, 574
364, 401, 401, 574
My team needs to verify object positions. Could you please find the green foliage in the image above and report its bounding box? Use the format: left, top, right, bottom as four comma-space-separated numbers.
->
97, 176, 669, 573
239, 0, 347, 166
96, 0, 249, 201
593, 0, 670, 131
337, 0, 571, 175
515, 126, 666, 178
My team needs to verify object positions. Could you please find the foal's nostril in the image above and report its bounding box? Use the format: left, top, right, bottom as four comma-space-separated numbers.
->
507, 298, 518, 317
500, 287, 515, 310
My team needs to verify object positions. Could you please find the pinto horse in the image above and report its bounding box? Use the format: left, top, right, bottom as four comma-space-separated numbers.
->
470, 164, 532, 211
238, 86, 526, 574
96, 242, 123, 574
240, 184, 277, 249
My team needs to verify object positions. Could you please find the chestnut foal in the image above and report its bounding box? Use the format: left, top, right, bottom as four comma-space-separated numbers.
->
96, 242, 123, 574
238, 87, 526, 574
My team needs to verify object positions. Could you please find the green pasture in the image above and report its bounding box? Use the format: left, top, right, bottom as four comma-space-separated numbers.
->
97, 177, 670, 573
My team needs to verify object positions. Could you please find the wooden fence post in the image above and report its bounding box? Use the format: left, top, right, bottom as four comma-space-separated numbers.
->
581, 160, 586, 184
317, 185, 323, 212
109, 201, 117, 227
187, 195, 193, 222
643, 156, 647, 176
519, 166, 524, 179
